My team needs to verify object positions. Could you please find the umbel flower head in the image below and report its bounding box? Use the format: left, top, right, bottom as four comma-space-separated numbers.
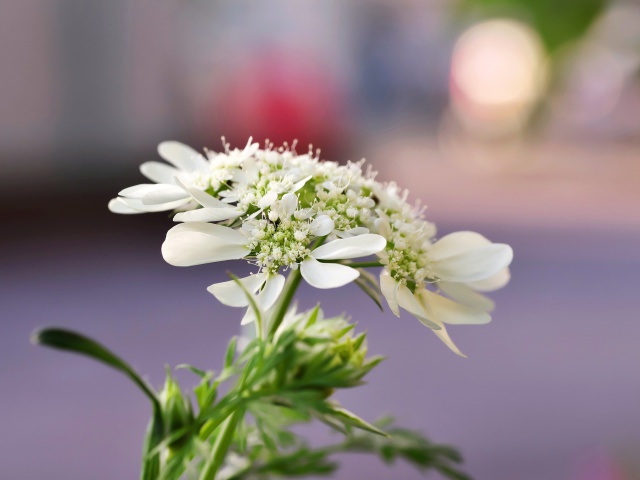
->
109, 138, 513, 356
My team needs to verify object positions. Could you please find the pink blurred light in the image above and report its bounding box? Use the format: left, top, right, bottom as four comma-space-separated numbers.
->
204, 49, 347, 152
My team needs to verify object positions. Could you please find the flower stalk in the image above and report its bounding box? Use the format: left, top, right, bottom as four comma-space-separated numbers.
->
267, 268, 303, 338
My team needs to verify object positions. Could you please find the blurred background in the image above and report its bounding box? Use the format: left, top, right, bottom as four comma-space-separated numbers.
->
2, 0, 639, 479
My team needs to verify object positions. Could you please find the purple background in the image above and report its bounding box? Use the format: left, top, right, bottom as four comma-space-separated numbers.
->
2, 1, 640, 478
3, 211, 639, 479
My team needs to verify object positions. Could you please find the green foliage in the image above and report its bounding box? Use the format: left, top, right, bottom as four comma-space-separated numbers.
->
224, 419, 469, 480
34, 308, 470, 480
457, 0, 607, 54
32, 328, 164, 479
31, 328, 158, 405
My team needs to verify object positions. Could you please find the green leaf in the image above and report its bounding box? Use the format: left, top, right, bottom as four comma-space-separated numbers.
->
352, 332, 366, 351
355, 269, 384, 311
176, 364, 209, 378
305, 304, 321, 327
140, 407, 164, 480
200, 408, 243, 480
32, 328, 158, 406
327, 405, 387, 437
225, 336, 238, 368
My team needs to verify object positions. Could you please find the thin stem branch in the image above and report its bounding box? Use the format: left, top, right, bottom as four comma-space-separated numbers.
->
267, 268, 302, 339
200, 409, 242, 480
349, 261, 384, 268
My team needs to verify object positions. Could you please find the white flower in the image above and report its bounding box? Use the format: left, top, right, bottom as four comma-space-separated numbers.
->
378, 231, 512, 356
108, 142, 209, 214
108, 139, 258, 215
109, 137, 514, 355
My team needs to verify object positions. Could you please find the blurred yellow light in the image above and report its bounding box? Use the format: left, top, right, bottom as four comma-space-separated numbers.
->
450, 19, 547, 135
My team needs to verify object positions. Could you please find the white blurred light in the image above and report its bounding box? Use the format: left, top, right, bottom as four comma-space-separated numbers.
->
450, 19, 547, 135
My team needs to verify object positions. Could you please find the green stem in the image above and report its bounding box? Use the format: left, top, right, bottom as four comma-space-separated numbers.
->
200, 409, 243, 480
267, 268, 302, 338
140, 405, 164, 480
336, 261, 383, 268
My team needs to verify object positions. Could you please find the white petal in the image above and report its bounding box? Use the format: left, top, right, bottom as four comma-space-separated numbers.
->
418, 289, 491, 325
162, 223, 248, 266
374, 217, 392, 238
174, 176, 227, 208
379, 272, 400, 317
465, 268, 511, 292
141, 184, 189, 205
438, 282, 495, 312
279, 193, 298, 218
119, 184, 158, 198
258, 191, 278, 209
207, 273, 268, 307
140, 161, 179, 184
162, 233, 249, 266
291, 175, 312, 192
166, 222, 247, 244
430, 243, 513, 282
257, 274, 285, 311
429, 231, 492, 259
173, 207, 243, 223
108, 198, 143, 214
157, 141, 208, 172
119, 197, 190, 212
311, 234, 387, 260
310, 215, 335, 237
300, 257, 360, 289
336, 227, 369, 238
240, 274, 285, 326
119, 184, 188, 205
397, 285, 441, 330
432, 324, 467, 358
241, 137, 259, 157
240, 308, 256, 326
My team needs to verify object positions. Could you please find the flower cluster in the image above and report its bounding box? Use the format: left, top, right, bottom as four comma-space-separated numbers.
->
110, 138, 513, 355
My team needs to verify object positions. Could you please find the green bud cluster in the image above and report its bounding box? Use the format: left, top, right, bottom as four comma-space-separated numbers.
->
159, 370, 195, 453
257, 306, 383, 397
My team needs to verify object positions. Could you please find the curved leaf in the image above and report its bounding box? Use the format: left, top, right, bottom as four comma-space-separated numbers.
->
31, 328, 159, 407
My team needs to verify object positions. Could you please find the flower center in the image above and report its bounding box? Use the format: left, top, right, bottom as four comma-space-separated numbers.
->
246, 218, 312, 274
